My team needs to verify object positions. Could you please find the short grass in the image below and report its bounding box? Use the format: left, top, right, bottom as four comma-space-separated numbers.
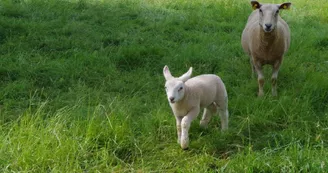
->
0, 0, 328, 172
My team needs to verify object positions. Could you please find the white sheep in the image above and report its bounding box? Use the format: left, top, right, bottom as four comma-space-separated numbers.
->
241, 1, 292, 96
163, 65, 229, 149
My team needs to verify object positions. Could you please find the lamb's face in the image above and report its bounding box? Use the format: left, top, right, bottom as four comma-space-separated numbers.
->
165, 79, 185, 104
163, 65, 192, 104
258, 4, 280, 33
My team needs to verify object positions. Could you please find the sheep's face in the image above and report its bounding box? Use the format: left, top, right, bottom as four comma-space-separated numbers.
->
251, 1, 291, 33
165, 80, 185, 103
258, 5, 280, 33
163, 65, 192, 104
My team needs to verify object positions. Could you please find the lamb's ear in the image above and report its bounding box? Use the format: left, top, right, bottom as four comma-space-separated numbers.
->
251, 1, 261, 10
163, 65, 173, 80
279, 2, 291, 10
179, 67, 192, 82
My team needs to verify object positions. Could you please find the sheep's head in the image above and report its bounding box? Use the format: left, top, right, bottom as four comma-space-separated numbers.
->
251, 1, 291, 33
163, 65, 192, 104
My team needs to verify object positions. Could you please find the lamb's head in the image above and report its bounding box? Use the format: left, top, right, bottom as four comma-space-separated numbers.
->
251, 1, 291, 33
163, 65, 192, 104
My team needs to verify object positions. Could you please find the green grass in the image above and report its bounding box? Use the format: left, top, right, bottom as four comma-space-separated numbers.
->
0, 0, 328, 172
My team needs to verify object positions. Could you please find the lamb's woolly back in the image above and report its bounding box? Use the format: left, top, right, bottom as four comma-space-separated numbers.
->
184, 75, 227, 108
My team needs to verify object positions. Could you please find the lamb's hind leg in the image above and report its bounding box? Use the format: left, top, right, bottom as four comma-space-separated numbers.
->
200, 103, 217, 128
217, 97, 229, 131
271, 60, 281, 97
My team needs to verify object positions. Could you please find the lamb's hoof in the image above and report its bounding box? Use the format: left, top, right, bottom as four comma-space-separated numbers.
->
182, 147, 189, 150
181, 140, 189, 150
200, 121, 208, 129
181, 144, 189, 150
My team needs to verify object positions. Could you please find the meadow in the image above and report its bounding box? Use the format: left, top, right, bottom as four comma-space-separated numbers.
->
0, 0, 328, 172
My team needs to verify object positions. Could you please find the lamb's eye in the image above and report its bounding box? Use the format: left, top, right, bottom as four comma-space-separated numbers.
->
276, 10, 279, 14
259, 9, 262, 13
178, 87, 183, 91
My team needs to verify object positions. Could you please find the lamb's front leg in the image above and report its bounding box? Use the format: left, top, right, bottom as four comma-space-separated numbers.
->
175, 116, 182, 144
180, 107, 199, 150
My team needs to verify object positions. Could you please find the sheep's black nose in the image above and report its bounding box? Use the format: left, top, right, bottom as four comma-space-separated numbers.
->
169, 97, 174, 102
265, 24, 272, 29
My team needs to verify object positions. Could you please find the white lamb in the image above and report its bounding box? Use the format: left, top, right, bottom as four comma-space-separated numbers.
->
241, 1, 292, 96
163, 65, 229, 149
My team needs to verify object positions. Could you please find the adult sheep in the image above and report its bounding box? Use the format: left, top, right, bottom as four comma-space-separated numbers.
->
241, 1, 292, 96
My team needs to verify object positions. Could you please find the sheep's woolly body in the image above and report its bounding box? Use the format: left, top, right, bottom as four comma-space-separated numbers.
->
241, 1, 291, 96
242, 10, 290, 64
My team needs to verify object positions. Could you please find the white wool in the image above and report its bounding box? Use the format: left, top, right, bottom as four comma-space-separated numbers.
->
163, 65, 229, 149
241, 1, 291, 96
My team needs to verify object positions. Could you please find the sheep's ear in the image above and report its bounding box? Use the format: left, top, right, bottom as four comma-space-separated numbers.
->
163, 65, 173, 80
279, 2, 291, 10
251, 1, 261, 10
179, 67, 192, 82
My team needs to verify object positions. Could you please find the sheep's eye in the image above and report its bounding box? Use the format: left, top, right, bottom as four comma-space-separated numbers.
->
276, 10, 279, 14
178, 87, 183, 91
259, 9, 262, 13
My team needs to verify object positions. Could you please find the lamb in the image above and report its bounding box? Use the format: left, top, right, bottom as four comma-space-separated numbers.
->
163, 65, 229, 149
241, 1, 292, 96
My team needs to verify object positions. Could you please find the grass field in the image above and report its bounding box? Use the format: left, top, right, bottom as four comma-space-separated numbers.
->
0, 0, 328, 172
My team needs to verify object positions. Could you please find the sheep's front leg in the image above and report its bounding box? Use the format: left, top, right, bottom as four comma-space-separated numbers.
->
250, 58, 256, 78
181, 107, 199, 150
175, 116, 182, 144
271, 60, 281, 96
254, 59, 264, 97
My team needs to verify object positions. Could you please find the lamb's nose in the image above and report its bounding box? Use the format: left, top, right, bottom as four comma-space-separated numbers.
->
169, 97, 174, 102
265, 23, 272, 29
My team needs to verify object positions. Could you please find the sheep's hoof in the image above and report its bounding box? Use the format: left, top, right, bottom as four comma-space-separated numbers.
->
258, 92, 264, 97
221, 127, 228, 132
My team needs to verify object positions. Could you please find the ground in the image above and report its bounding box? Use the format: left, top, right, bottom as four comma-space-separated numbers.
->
0, 0, 328, 172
